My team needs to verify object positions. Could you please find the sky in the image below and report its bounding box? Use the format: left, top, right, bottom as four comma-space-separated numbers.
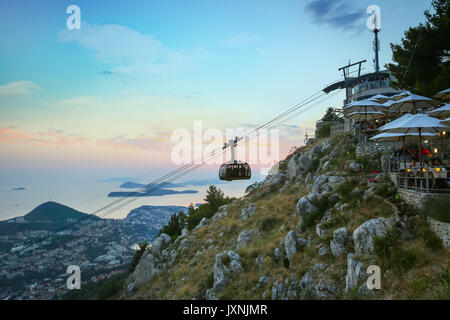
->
0, 0, 432, 186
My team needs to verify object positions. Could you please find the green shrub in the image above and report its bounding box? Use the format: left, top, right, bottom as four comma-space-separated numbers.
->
316, 124, 331, 138
129, 241, 148, 273
96, 274, 127, 300
374, 228, 418, 274
375, 184, 397, 198
278, 160, 288, 173
186, 186, 233, 230
373, 228, 400, 262
355, 155, 381, 172
421, 196, 450, 223
433, 267, 450, 299
413, 219, 443, 250
321, 213, 349, 230
390, 248, 418, 274
260, 217, 279, 232
159, 211, 186, 241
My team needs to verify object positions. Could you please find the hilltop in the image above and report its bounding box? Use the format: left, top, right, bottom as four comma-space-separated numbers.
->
110, 133, 450, 300
24, 202, 92, 222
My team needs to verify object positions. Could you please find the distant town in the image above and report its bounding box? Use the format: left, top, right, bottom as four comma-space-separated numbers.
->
0, 203, 188, 300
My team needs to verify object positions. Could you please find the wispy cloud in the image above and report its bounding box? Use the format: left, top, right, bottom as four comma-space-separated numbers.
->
0, 127, 89, 146
98, 131, 172, 151
305, 0, 366, 32
58, 23, 209, 76
0, 81, 40, 98
220, 33, 264, 47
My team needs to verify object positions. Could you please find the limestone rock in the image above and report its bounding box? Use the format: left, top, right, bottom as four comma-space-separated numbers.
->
237, 230, 255, 248
132, 252, 159, 285
212, 251, 244, 293
305, 172, 314, 185
352, 217, 395, 255
296, 196, 319, 218
284, 230, 298, 263
287, 154, 302, 180
348, 161, 362, 173
345, 253, 366, 293
299, 154, 313, 170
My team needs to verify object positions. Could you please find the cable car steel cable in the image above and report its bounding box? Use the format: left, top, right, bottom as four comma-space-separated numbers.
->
17, 87, 341, 252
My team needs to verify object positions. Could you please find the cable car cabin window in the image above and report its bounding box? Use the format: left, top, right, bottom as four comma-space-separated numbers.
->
219, 163, 251, 181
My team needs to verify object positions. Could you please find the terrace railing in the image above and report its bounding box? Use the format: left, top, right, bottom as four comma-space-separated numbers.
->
397, 167, 450, 194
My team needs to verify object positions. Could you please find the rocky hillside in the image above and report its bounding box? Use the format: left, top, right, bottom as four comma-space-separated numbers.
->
121, 133, 450, 300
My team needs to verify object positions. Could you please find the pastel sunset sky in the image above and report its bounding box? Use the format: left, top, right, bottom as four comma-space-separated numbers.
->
0, 0, 431, 184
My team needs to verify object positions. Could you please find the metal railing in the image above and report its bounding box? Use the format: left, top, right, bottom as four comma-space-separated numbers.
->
397, 168, 450, 194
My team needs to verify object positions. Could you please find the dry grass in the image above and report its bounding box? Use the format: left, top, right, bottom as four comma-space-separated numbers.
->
125, 135, 450, 300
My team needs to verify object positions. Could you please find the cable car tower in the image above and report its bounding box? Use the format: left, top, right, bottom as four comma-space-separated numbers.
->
218, 137, 251, 181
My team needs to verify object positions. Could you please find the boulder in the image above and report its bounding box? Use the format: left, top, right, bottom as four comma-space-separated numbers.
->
316, 223, 327, 239
296, 196, 319, 218
273, 247, 284, 260
181, 228, 189, 237
287, 154, 302, 180
237, 230, 255, 248
328, 175, 346, 189
318, 246, 329, 256
132, 252, 159, 285
322, 141, 332, 153
333, 227, 348, 244
150, 233, 171, 255
348, 161, 362, 173
197, 217, 208, 228
212, 251, 244, 293
284, 231, 298, 263
345, 253, 365, 293
330, 227, 348, 257
313, 174, 329, 190
240, 204, 256, 220
305, 172, 314, 185
312, 144, 322, 156
322, 160, 331, 171
299, 271, 336, 299
352, 217, 395, 255
205, 289, 219, 300
299, 154, 313, 170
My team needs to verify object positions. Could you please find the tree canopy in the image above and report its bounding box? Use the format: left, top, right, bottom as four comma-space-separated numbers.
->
386, 0, 450, 96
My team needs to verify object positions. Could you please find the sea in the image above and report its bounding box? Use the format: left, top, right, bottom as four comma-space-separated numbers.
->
0, 178, 258, 221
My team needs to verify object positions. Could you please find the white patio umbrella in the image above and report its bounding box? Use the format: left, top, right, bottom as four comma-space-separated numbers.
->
383, 100, 396, 108
344, 100, 386, 113
391, 91, 411, 101
433, 88, 450, 102
441, 117, 450, 126
370, 132, 437, 142
378, 114, 415, 131
370, 131, 438, 168
379, 114, 447, 165
428, 104, 450, 119
389, 94, 438, 114
369, 94, 391, 103
347, 111, 386, 121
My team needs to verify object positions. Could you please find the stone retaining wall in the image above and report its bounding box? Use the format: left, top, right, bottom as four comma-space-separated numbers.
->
356, 141, 401, 158
427, 217, 450, 248
398, 189, 429, 209
399, 189, 449, 248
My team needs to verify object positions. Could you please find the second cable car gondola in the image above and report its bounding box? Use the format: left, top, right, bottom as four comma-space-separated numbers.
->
218, 137, 251, 181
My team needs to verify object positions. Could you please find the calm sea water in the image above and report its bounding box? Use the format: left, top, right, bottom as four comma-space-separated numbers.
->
0, 179, 256, 221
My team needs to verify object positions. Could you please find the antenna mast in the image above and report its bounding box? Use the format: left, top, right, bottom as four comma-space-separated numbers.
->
373, 14, 380, 73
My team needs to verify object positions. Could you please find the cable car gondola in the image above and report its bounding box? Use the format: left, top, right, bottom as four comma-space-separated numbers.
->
218, 137, 252, 181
